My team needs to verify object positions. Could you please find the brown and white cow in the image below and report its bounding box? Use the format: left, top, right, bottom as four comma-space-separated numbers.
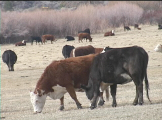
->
15, 40, 27, 46
41, 34, 55, 44
78, 33, 92, 43
30, 54, 98, 113
104, 30, 115, 37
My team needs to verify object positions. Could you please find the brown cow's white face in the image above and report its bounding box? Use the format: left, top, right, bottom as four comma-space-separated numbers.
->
30, 91, 47, 113
154, 44, 162, 52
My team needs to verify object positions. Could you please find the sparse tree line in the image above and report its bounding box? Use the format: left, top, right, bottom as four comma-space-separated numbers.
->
0, 1, 162, 44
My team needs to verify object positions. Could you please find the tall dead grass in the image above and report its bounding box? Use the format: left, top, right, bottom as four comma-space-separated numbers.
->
0, 2, 157, 43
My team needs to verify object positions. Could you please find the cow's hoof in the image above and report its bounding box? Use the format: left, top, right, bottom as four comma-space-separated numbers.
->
90, 106, 96, 110
133, 102, 138, 106
77, 105, 82, 109
112, 104, 117, 107
98, 100, 105, 106
139, 102, 143, 105
59, 105, 64, 111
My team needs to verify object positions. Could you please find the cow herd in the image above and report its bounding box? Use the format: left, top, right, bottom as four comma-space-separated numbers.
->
29, 44, 152, 113
2, 24, 161, 114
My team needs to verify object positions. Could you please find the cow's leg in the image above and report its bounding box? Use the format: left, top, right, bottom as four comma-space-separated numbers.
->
133, 86, 139, 105
98, 92, 105, 106
66, 85, 82, 109
59, 96, 64, 110
110, 84, 117, 107
90, 83, 100, 109
138, 82, 143, 105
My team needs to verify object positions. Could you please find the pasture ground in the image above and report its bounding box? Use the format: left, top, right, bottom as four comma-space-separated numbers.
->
1, 25, 162, 120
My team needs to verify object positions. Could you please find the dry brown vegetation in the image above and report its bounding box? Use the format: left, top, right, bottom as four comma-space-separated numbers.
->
1, 1, 162, 44
1, 24, 162, 120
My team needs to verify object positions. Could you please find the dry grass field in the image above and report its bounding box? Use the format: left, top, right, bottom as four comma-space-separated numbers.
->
1, 25, 162, 120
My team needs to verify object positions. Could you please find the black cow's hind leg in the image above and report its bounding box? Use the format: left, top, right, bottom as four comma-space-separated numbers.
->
110, 84, 117, 107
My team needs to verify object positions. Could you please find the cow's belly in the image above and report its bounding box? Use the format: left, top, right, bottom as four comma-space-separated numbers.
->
116, 73, 132, 84
48, 85, 67, 100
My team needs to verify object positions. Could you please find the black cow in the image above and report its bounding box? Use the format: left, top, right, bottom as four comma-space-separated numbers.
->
31, 36, 42, 45
65, 36, 75, 41
78, 28, 91, 35
158, 24, 162, 30
2, 50, 17, 71
81, 46, 151, 109
62, 45, 75, 59
124, 26, 131, 31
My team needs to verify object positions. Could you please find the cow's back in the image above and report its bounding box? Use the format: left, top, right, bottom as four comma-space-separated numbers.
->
36, 54, 96, 91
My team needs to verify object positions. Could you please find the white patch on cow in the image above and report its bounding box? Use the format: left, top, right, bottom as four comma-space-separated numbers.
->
22, 40, 25, 43
154, 44, 162, 52
47, 85, 67, 100
30, 91, 47, 113
120, 73, 132, 84
101, 47, 106, 53
112, 30, 114, 33
72, 48, 76, 57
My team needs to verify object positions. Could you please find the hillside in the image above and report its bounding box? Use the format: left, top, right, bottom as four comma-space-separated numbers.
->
0, 1, 108, 11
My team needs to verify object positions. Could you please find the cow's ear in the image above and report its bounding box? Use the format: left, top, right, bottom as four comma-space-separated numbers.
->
36, 88, 42, 96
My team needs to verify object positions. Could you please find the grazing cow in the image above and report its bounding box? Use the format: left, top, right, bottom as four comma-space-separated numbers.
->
15, 40, 27, 46
124, 26, 131, 31
42, 34, 55, 44
78, 28, 91, 35
78, 33, 92, 43
30, 54, 98, 113
104, 30, 115, 37
154, 44, 162, 52
2, 50, 17, 71
70, 45, 95, 57
158, 24, 162, 30
134, 24, 139, 29
65, 36, 75, 41
62, 45, 75, 59
81, 46, 151, 109
31, 36, 42, 45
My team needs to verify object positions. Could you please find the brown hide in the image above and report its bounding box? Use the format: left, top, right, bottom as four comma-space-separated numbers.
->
34, 54, 97, 94
42, 34, 55, 44
15, 41, 26, 46
78, 33, 92, 43
94, 48, 103, 54
70, 45, 95, 57
104, 31, 115, 37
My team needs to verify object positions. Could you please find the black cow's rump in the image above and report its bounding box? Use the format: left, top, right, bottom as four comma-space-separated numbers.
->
2, 50, 17, 71
62, 45, 75, 59
81, 46, 151, 109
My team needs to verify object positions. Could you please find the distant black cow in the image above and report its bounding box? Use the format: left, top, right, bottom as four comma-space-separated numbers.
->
134, 24, 139, 29
124, 26, 131, 31
31, 36, 42, 45
62, 45, 75, 59
2, 50, 17, 71
78, 28, 91, 35
158, 24, 162, 30
81, 46, 151, 109
65, 36, 75, 41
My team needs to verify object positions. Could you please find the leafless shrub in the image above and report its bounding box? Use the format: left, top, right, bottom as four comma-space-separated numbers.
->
0, 2, 146, 43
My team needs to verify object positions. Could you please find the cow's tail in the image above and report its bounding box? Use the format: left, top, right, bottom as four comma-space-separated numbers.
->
144, 68, 151, 103
143, 52, 151, 103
